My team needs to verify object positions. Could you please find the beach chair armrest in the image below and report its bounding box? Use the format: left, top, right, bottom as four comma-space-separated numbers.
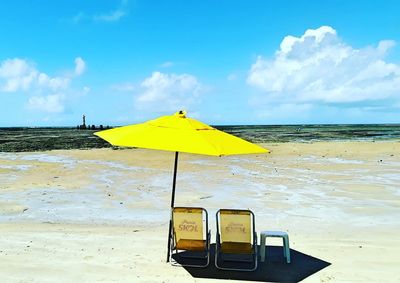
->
169, 223, 175, 249
216, 232, 221, 247
253, 231, 258, 254
207, 230, 211, 250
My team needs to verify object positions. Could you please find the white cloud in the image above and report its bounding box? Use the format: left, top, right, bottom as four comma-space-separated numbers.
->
247, 26, 400, 104
0, 58, 32, 78
93, 0, 128, 22
27, 94, 65, 113
1, 57, 87, 113
74, 57, 86, 76
37, 73, 69, 91
0, 58, 38, 92
160, 61, 174, 68
135, 71, 202, 112
93, 10, 126, 22
68, 0, 128, 24
0, 57, 86, 93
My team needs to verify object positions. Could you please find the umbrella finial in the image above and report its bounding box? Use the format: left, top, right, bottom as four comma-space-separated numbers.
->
175, 110, 187, 118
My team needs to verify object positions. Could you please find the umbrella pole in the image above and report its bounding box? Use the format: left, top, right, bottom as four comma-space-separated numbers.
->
166, 151, 179, 262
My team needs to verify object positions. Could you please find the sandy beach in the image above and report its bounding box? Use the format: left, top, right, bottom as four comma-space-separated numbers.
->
0, 141, 399, 282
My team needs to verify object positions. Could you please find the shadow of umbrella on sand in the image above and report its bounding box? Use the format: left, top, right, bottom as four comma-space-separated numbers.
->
94, 110, 269, 262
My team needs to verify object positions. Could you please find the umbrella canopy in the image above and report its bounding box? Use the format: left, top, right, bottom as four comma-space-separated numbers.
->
94, 110, 268, 156
94, 111, 269, 262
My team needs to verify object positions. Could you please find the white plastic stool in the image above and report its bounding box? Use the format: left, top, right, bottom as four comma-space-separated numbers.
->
260, 231, 290, 263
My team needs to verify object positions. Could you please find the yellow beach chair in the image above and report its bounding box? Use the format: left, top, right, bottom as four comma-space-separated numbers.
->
215, 209, 258, 271
170, 207, 211, 267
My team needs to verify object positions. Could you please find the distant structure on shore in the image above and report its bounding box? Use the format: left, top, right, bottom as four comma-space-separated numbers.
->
77, 114, 111, 130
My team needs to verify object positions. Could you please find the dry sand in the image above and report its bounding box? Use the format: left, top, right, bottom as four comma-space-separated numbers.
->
0, 141, 399, 282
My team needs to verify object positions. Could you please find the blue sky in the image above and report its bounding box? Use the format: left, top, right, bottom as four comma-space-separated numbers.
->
1, 0, 399, 126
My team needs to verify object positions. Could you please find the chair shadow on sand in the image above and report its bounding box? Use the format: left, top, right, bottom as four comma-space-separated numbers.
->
172, 244, 331, 282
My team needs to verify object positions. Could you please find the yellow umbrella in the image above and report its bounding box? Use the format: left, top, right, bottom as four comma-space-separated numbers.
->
94, 111, 269, 261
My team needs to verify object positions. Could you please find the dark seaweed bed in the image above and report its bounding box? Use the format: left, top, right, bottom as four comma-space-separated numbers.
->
1, 124, 399, 152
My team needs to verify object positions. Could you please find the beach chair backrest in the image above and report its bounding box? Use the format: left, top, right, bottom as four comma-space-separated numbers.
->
173, 207, 204, 242
219, 209, 252, 244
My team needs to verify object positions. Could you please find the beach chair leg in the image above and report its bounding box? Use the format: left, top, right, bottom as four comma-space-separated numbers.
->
283, 235, 290, 263
282, 237, 286, 259
260, 234, 266, 262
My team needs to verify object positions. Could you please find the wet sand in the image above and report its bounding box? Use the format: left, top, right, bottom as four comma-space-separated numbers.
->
0, 141, 399, 282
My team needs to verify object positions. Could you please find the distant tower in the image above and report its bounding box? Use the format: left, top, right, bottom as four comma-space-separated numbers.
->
82, 114, 86, 129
